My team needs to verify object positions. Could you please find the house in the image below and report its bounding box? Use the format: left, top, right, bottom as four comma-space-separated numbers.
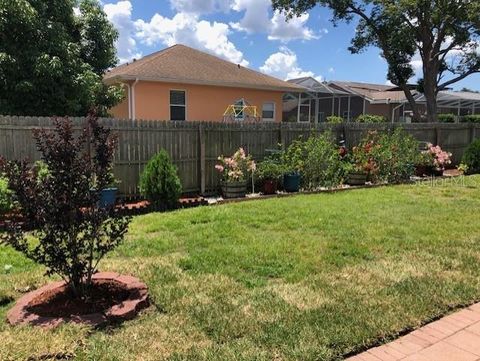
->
286, 77, 480, 123
104, 44, 304, 122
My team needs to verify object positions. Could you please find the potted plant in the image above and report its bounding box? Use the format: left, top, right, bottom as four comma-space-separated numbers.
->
98, 170, 120, 208
256, 156, 284, 195
416, 143, 452, 176
347, 140, 377, 186
281, 139, 304, 192
215, 147, 256, 199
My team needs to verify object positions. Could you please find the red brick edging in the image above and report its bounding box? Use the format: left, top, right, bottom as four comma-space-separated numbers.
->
6, 272, 149, 328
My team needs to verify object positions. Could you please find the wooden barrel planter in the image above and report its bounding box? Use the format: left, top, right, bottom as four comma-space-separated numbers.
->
347, 172, 368, 186
221, 181, 247, 199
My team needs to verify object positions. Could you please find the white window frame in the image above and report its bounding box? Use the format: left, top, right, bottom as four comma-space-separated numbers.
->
262, 101, 276, 122
170, 89, 187, 121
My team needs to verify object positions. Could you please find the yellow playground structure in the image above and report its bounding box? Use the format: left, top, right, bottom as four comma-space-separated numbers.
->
223, 99, 260, 122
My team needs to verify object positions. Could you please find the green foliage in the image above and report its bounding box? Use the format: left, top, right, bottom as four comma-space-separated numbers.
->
282, 132, 346, 189
326, 115, 343, 124
462, 115, 480, 123
356, 129, 419, 183
0, 0, 122, 116
462, 139, 480, 174
282, 138, 305, 174
355, 114, 387, 123
256, 156, 284, 182
140, 150, 182, 209
301, 132, 347, 189
438, 114, 456, 123
0, 176, 12, 214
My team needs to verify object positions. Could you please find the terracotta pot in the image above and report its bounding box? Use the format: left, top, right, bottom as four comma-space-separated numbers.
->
221, 181, 247, 199
263, 179, 278, 195
348, 172, 367, 186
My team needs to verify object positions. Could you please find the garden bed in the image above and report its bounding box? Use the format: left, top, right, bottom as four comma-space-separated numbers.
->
7, 272, 149, 328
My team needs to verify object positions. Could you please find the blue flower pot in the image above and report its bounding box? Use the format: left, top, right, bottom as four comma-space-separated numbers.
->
283, 173, 300, 193
99, 188, 118, 208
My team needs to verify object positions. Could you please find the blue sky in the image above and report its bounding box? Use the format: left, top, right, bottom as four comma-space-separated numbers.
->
102, 0, 480, 90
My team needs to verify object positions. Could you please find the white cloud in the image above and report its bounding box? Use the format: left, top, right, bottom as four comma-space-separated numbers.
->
169, 0, 233, 15
260, 46, 320, 80
135, 13, 249, 66
231, 0, 318, 42
328, 67, 335, 73
231, 0, 270, 33
268, 11, 318, 42
103, 1, 142, 63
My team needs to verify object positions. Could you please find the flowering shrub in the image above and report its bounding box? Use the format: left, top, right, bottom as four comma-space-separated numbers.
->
424, 143, 452, 170
350, 139, 377, 174
216, 147, 256, 183
348, 129, 419, 183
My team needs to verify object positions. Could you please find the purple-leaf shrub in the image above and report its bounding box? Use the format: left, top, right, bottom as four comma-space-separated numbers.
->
0, 114, 130, 298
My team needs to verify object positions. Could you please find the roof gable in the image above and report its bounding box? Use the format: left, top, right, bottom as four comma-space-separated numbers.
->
105, 44, 304, 92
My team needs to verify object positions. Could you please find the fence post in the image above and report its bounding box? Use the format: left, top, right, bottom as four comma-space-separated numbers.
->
278, 122, 283, 149
198, 123, 206, 195
435, 124, 441, 146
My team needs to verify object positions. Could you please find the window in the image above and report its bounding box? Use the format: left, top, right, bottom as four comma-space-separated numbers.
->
262, 102, 275, 121
170, 90, 186, 121
234, 99, 245, 121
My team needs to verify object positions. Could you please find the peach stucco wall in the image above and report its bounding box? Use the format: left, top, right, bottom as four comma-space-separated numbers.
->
110, 81, 285, 122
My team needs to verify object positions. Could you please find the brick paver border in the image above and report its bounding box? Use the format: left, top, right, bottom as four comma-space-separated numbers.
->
347, 303, 480, 361
7, 272, 149, 328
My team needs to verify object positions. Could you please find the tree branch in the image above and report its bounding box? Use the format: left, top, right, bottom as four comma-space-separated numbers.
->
438, 68, 480, 90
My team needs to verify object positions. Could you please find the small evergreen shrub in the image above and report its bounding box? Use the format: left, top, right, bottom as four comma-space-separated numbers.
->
462, 139, 480, 174
140, 150, 182, 209
0, 176, 12, 214
438, 114, 456, 123
326, 116, 343, 124
461, 115, 480, 123
355, 114, 387, 123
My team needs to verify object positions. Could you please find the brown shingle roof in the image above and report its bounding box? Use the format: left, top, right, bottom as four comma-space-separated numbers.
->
104, 44, 305, 92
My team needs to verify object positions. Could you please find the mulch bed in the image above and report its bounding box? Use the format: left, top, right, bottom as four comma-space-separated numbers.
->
27, 279, 130, 318
7, 272, 149, 328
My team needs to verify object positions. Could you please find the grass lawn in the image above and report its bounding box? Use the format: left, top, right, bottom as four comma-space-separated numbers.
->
1, 176, 480, 360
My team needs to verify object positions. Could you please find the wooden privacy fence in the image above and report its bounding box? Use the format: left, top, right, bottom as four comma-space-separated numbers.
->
0, 116, 479, 197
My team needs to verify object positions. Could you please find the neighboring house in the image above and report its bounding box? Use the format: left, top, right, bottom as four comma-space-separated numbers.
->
104, 44, 304, 122
286, 77, 480, 123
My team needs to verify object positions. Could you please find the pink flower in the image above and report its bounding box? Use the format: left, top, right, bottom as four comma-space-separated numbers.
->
215, 164, 224, 173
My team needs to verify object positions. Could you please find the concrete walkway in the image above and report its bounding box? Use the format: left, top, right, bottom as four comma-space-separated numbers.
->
347, 303, 480, 361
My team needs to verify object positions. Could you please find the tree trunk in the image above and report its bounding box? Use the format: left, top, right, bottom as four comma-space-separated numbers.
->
400, 85, 422, 122
423, 71, 438, 123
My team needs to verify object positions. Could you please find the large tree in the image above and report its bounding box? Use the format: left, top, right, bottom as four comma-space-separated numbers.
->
273, 0, 480, 122
0, 0, 123, 116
